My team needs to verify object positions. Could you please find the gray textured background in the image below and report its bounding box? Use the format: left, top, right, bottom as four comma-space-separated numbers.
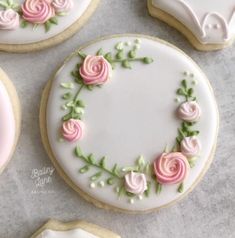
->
0, 1, 234, 237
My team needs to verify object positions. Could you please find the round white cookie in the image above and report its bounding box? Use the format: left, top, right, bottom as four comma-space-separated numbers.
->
148, 0, 235, 50
0, 0, 99, 52
0, 68, 21, 175
40, 35, 219, 213
30, 220, 120, 238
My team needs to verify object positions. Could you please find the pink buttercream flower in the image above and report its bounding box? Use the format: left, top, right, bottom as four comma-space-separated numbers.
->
177, 101, 201, 122
61, 119, 84, 142
124, 171, 147, 195
153, 152, 189, 185
79, 55, 112, 85
21, 0, 55, 24
181, 136, 201, 158
0, 9, 19, 30
52, 0, 74, 13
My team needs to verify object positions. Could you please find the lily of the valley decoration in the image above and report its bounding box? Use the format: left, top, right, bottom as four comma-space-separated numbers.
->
59, 40, 202, 204
0, 0, 74, 32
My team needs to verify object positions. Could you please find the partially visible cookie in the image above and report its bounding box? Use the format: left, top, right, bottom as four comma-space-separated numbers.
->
0, 68, 21, 175
148, 0, 235, 51
0, 0, 100, 53
30, 220, 121, 238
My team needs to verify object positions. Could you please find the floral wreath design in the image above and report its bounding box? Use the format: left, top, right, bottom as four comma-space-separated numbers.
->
59, 39, 202, 204
0, 0, 74, 32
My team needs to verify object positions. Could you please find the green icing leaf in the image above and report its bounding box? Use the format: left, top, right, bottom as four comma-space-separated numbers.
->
177, 183, 184, 193
156, 182, 162, 194
96, 48, 104, 56
104, 52, 112, 62
99, 157, 106, 168
60, 82, 74, 89
90, 171, 102, 181
144, 181, 151, 197
116, 50, 124, 60
128, 50, 136, 59
49, 17, 58, 25
75, 146, 83, 157
62, 92, 72, 100
143, 57, 154, 64
115, 42, 124, 51
44, 21, 51, 32
79, 165, 89, 174
20, 20, 28, 28
88, 154, 95, 164
122, 60, 131, 69
107, 177, 115, 185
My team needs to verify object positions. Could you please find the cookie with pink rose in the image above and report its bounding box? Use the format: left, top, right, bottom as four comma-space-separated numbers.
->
0, 0, 100, 52
0, 67, 21, 175
40, 35, 219, 213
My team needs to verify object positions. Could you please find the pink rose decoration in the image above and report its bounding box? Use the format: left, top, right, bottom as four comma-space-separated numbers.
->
52, 0, 74, 13
79, 55, 112, 85
21, 0, 55, 24
181, 136, 201, 158
61, 119, 84, 142
124, 171, 147, 195
153, 152, 189, 185
0, 9, 19, 30
177, 101, 201, 122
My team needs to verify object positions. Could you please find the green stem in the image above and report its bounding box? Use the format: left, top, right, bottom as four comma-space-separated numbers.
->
74, 84, 84, 102
80, 155, 122, 179
111, 57, 144, 63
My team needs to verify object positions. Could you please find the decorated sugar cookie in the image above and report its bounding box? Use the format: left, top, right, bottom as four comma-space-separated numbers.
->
40, 35, 219, 213
0, 0, 99, 52
148, 0, 235, 51
0, 68, 20, 174
31, 219, 121, 238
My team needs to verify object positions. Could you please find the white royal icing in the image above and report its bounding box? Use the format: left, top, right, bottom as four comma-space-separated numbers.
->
36, 228, 99, 238
0, 0, 92, 44
152, 0, 235, 44
46, 36, 218, 211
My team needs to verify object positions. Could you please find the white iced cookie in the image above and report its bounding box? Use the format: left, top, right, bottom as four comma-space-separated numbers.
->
40, 35, 219, 213
148, 0, 235, 51
0, 0, 100, 52
0, 68, 20, 175
30, 220, 120, 238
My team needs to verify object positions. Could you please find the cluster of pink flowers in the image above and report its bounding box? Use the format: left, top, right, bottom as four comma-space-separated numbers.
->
61, 55, 112, 142
0, 0, 74, 30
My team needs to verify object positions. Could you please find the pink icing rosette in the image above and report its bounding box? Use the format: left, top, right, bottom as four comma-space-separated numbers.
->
52, 0, 74, 13
21, 0, 55, 24
153, 152, 190, 185
79, 55, 112, 85
0, 9, 19, 30
177, 101, 201, 122
181, 136, 201, 158
124, 171, 147, 195
61, 119, 84, 142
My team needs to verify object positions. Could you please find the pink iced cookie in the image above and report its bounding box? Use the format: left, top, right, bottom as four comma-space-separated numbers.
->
0, 68, 20, 174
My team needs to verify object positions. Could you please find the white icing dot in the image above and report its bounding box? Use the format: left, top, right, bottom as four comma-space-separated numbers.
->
90, 182, 96, 188
190, 73, 194, 78
98, 181, 105, 187
183, 71, 189, 76
192, 80, 198, 85
138, 195, 143, 200
125, 41, 131, 46
206, 24, 212, 29
135, 39, 141, 44
129, 198, 134, 204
